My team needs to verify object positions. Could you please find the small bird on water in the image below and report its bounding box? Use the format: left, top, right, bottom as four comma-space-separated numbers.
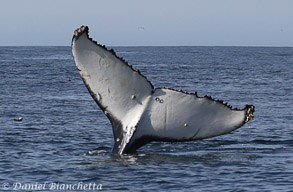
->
14, 117, 23, 122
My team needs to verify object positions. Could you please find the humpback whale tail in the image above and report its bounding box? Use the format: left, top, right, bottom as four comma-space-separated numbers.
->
72, 26, 255, 155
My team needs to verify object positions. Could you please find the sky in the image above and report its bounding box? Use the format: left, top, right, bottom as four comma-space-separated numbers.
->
0, 0, 292, 46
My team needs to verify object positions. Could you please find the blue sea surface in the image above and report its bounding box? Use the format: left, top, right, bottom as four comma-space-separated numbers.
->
0, 46, 293, 191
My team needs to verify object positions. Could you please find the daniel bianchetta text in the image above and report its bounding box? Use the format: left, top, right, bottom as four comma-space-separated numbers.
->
2, 182, 102, 191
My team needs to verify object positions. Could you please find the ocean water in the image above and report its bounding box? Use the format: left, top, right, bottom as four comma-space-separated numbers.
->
0, 46, 293, 191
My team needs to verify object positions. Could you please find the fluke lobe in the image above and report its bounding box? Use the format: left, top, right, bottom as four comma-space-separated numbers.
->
72, 26, 254, 155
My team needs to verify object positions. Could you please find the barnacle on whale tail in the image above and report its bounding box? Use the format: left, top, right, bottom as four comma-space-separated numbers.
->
245, 105, 255, 123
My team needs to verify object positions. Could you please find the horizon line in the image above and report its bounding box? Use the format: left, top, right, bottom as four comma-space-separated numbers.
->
0, 45, 293, 48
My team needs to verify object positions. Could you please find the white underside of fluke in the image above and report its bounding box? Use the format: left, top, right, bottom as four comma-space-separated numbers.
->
72, 26, 254, 154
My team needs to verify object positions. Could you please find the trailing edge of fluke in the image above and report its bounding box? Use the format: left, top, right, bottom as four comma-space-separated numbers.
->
72, 25, 255, 154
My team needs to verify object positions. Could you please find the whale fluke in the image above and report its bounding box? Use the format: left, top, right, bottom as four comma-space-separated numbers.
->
72, 26, 255, 154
